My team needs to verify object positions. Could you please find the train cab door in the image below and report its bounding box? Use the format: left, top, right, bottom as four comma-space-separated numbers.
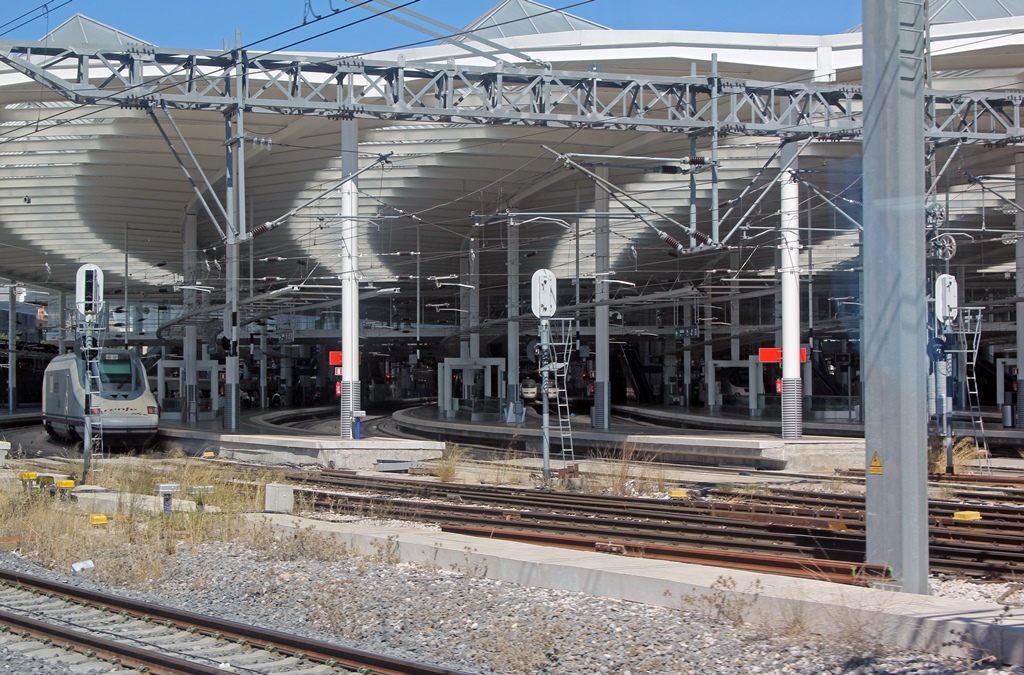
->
47, 367, 73, 435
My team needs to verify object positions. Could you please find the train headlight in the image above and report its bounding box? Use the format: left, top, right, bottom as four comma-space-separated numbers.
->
89, 407, 101, 415
147, 406, 157, 415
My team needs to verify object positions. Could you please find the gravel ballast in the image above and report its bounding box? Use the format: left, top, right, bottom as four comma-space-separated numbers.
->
0, 530, 1021, 675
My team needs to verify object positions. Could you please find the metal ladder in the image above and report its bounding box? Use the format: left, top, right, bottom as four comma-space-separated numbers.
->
548, 318, 575, 465
951, 307, 989, 471
83, 348, 105, 459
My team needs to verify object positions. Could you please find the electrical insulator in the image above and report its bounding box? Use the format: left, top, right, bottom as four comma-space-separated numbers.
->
659, 231, 685, 255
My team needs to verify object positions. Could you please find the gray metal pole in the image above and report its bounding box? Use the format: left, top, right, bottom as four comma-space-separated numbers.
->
863, 0, 930, 594
593, 168, 610, 430
57, 291, 66, 355
1016, 152, 1024, 426
710, 54, 720, 245
259, 330, 267, 409
507, 216, 520, 420
183, 212, 198, 425
469, 238, 480, 361
7, 284, 15, 413
540, 318, 551, 479
222, 31, 244, 431
222, 112, 239, 430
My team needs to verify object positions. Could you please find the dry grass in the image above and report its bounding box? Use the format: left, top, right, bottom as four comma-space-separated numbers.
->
678, 575, 763, 628
484, 446, 529, 486
581, 442, 664, 496
434, 444, 469, 483
928, 435, 984, 474
0, 458, 294, 586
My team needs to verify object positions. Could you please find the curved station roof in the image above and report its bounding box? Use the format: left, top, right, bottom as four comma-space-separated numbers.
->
1, 1, 1024, 354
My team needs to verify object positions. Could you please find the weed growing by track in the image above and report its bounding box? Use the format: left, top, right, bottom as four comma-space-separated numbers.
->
928, 435, 984, 474
581, 442, 667, 496
434, 444, 468, 482
0, 456, 319, 587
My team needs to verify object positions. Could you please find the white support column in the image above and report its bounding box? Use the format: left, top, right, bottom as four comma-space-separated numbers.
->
704, 299, 714, 408
222, 185, 240, 427
1016, 152, 1024, 426
459, 255, 471, 360
780, 142, 803, 439
222, 32, 245, 431
593, 168, 610, 429
507, 216, 521, 420
749, 355, 759, 414
57, 292, 66, 354
259, 331, 268, 409
682, 302, 692, 406
7, 284, 16, 413
730, 249, 740, 362
183, 212, 198, 425
339, 119, 361, 439
468, 237, 480, 360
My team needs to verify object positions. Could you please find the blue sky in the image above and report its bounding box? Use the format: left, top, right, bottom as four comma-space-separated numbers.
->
2, 1, 862, 54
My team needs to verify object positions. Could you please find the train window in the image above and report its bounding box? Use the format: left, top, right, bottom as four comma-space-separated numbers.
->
98, 353, 134, 385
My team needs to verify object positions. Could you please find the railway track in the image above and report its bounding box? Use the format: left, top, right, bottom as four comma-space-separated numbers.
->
286, 471, 890, 584
287, 470, 1024, 582
0, 569, 469, 675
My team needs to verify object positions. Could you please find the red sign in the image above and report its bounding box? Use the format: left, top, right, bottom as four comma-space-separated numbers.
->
329, 351, 343, 366
759, 347, 807, 363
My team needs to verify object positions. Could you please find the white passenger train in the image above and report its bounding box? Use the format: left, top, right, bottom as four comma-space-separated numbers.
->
520, 377, 557, 403
520, 378, 539, 401
42, 348, 159, 448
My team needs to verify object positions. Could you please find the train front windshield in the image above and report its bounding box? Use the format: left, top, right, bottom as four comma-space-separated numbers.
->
93, 352, 142, 391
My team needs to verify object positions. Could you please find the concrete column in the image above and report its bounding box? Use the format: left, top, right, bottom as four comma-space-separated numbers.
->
468, 238, 480, 360
259, 330, 268, 409
339, 119, 361, 439
704, 342, 714, 408
223, 238, 240, 429
780, 142, 803, 439
704, 299, 714, 407
683, 302, 692, 406
1016, 153, 1024, 426
57, 292, 66, 354
663, 353, 677, 405
863, 0, 930, 594
183, 212, 198, 425
7, 284, 16, 412
507, 217, 521, 418
222, 35, 244, 431
730, 249, 740, 362
593, 168, 610, 429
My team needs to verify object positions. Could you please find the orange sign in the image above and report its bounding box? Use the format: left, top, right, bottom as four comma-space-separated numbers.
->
329, 351, 343, 366
759, 347, 807, 363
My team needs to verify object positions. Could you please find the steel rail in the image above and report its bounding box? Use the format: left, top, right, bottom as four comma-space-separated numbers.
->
309, 492, 868, 562
296, 470, 1024, 532
0, 570, 471, 675
709, 486, 1024, 526
295, 471, 1024, 579
439, 525, 887, 584
0, 607, 225, 674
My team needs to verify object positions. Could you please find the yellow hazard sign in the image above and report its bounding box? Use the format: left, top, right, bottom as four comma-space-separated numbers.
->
869, 452, 883, 475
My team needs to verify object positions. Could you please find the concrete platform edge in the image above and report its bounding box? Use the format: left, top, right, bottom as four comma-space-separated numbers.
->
251, 513, 1024, 666
156, 426, 444, 470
